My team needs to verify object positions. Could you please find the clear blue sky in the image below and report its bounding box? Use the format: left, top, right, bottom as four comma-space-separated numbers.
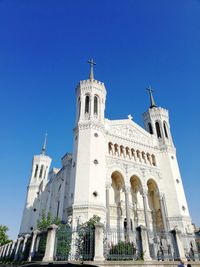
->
0, 0, 200, 239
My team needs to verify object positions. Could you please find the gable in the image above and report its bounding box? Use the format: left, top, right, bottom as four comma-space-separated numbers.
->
106, 119, 155, 145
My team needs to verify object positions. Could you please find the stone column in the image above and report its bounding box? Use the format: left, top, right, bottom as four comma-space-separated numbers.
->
43, 224, 58, 262
14, 237, 23, 261
5, 242, 12, 258
9, 241, 17, 259
106, 182, 111, 230
1, 244, 8, 259
140, 226, 152, 260
0, 246, 4, 259
141, 189, 150, 230
21, 234, 30, 259
22, 234, 30, 253
124, 186, 131, 241
175, 230, 187, 261
94, 223, 105, 261
28, 230, 40, 262
158, 193, 168, 233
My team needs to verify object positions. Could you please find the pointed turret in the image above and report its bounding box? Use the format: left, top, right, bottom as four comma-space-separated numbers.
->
41, 133, 47, 155
146, 86, 157, 109
87, 58, 96, 80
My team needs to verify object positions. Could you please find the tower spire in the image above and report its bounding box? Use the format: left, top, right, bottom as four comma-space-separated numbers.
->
146, 86, 157, 109
87, 58, 96, 80
41, 133, 47, 155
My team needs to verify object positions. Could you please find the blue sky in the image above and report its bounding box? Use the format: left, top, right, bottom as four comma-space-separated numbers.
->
0, 0, 200, 239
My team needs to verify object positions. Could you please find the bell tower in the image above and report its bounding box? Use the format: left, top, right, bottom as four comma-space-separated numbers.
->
19, 135, 52, 235
143, 87, 193, 241
70, 60, 107, 226
143, 86, 174, 149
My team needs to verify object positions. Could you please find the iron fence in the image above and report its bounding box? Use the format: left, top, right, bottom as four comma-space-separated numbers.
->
104, 228, 140, 261
55, 224, 95, 261
32, 231, 47, 261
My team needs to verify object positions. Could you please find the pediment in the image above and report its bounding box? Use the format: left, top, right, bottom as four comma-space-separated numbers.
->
106, 119, 153, 145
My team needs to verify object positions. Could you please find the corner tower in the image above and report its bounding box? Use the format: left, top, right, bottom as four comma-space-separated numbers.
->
19, 135, 52, 235
70, 59, 107, 226
143, 87, 193, 251
143, 87, 174, 149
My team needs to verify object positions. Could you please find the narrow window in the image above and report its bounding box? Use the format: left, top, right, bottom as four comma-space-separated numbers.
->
78, 97, 81, 119
94, 96, 98, 115
148, 122, 153, 134
34, 165, 38, 178
85, 95, 90, 114
57, 201, 60, 217
163, 122, 168, 138
155, 122, 162, 138
39, 165, 44, 178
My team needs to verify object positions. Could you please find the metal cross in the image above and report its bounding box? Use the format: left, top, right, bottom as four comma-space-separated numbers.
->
88, 58, 96, 67
88, 58, 96, 80
146, 86, 154, 94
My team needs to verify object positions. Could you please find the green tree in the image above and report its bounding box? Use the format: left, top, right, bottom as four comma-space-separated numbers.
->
37, 210, 61, 231
0, 225, 10, 246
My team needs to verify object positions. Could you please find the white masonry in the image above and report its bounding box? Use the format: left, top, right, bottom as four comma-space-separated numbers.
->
19, 60, 195, 257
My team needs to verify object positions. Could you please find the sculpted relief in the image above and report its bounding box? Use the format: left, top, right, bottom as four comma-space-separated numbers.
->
108, 123, 151, 145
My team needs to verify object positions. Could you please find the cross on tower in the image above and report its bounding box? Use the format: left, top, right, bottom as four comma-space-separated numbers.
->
88, 58, 96, 80
146, 85, 157, 108
146, 86, 154, 95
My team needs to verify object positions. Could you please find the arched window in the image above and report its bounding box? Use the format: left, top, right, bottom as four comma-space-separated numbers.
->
78, 97, 81, 119
34, 164, 38, 178
148, 122, 153, 134
39, 165, 44, 178
155, 122, 162, 138
85, 95, 90, 114
94, 96, 98, 115
152, 154, 156, 166
163, 122, 168, 138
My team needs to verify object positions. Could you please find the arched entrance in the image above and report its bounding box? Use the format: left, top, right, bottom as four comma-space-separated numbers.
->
130, 175, 143, 227
147, 179, 164, 232
110, 171, 125, 231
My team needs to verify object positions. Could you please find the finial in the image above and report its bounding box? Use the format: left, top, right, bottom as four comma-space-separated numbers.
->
146, 86, 157, 109
87, 58, 96, 80
41, 133, 47, 155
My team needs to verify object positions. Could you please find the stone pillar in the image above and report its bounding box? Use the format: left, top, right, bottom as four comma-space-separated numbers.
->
94, 223, 105, 261
140, 226, 152, 260
14, 237, 23, 261
158, 193, 168, 233
43, 224, 58, 262
0, 246, 3, 259
21, 234, 30, 259
1, 244, 8, 259
9, 241, 17, 259
106, 182, 111, 230
28, 230, 39, 262
141, 189, 150, 230
124, 186, 131, 240
5, 242, 12, 258
175, 230, 187, 261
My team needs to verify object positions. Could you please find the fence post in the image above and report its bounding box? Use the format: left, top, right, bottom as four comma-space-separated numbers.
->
43, 224, 58, 262
175, 230, 187, 261
28, 230, 40, 262
14, 237, 23, 261
94, 222, 105, 262
140, 225, 152, 261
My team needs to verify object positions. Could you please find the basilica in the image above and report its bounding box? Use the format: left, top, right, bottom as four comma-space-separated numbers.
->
19, 60, 196, 259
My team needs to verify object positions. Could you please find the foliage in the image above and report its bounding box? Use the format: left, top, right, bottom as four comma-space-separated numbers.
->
75, 215, 101, 261
56, 224, 71, 261
37, 210, 61, 231
0, 225, 11, 246
108, 241, 137, 261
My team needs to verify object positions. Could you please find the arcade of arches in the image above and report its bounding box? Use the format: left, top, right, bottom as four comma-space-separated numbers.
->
106, 171, 168, 237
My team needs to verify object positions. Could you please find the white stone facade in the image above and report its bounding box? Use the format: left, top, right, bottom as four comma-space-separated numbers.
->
19, 66, 195, 255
